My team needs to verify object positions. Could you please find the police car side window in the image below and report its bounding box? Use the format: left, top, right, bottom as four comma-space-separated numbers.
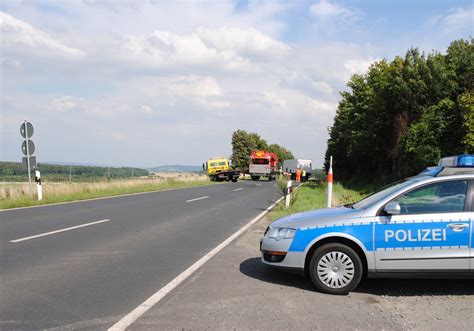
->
393, 180, 468, 214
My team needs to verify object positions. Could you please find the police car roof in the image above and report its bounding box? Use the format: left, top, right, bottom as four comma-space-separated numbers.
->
419, 154, 474, 177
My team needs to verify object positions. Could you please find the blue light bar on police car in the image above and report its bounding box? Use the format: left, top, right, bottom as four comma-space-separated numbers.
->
438, 154, 474, 167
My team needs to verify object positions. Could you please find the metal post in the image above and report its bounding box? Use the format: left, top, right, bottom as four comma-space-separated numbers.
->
285, 180, 292, 208
35, 170, 43, 201
24, 120, 32, 196
69, 166, 72, 182
326, 156, 333, 208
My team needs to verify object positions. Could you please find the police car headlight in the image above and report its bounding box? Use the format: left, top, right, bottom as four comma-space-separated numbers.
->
266, 227, 296, 241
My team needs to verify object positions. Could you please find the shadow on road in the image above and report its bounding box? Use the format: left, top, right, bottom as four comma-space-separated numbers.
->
356, 277, 474, 296
239, 257, 312, 291
240, 257, 474, 297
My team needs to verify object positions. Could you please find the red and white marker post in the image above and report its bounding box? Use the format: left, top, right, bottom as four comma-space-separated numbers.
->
326, 156, 333, 208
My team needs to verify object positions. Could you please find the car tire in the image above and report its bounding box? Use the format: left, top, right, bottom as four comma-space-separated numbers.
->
309, 243, 363, 295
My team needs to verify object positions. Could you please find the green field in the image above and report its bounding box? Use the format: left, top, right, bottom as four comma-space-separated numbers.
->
270, 181, 366, 221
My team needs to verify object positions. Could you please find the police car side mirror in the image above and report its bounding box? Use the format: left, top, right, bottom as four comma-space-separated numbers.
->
384, 201, 401, 215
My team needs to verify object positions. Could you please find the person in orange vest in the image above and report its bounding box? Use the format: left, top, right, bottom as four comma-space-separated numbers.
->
295, 167, 302, 183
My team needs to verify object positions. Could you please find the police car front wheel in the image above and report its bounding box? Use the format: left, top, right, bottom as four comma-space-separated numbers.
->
309, 243, 363, 295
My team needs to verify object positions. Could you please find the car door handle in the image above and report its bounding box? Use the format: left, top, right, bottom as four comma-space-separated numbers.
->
447, 223, 469, 232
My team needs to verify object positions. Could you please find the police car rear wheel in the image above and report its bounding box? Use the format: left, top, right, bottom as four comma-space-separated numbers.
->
309, 243, 363, 295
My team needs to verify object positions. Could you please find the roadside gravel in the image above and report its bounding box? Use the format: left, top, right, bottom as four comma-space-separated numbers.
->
132, 216, 473, 330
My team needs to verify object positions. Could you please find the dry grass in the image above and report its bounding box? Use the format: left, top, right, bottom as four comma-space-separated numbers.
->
0, 172, 210, 209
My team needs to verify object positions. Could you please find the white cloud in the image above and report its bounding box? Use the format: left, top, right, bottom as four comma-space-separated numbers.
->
141, 105, 153, 114
111, 132, 127, 142
428, 7, 473, 33
51, 96, 79, 113
344, 57, 378, 75
122, 26, 288, 72
0, 6, 378, 167
308, 0, 362, 33
312, 81, 333, 95
192, 76, 222, 97
310, 0, 352, 18
123, 30, 252, 72
196, 27, 289, 59
0, 11, 84, 57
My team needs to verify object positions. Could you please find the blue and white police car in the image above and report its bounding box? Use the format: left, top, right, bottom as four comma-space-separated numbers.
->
260, 155, 474, 294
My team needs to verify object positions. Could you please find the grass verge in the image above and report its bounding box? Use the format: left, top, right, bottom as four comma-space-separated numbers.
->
270, 180, 366, 221
0, 178, 215, 209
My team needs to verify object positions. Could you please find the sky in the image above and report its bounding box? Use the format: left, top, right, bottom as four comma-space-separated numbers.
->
1, 0, 472, 168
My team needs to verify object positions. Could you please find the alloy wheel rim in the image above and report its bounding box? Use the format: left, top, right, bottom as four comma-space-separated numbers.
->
317, 251, 355, 289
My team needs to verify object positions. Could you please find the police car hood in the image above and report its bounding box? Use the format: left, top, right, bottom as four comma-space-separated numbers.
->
272, 206, 363, 229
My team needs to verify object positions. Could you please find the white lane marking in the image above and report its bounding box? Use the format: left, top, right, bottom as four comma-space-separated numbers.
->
256, 183, 262, 186
10, 219, 111, 243
185, 196, 209, 203
233, 187, 244, 192
109, 196, 284, 331
0, 183, 220, 212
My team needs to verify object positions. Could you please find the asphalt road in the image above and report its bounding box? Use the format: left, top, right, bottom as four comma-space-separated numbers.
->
0, 180, 281, 330
131, 214, 474, 331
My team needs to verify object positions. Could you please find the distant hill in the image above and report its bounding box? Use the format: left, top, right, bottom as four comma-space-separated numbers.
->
148, 165, 203, 173
0, 161, 148, 181
43, 161, 121, 167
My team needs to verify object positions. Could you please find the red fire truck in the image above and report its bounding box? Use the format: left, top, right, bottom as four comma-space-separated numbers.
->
249, 150, 279, 181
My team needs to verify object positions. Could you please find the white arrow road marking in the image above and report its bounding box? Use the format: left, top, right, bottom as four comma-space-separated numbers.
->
233, 188, 244, 192
185, 196, 209, 203
10, 219, 111, 243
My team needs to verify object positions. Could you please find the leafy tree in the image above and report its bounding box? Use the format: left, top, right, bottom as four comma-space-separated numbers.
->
230, 130, 294, 171
460, 92, 474, 152
248, 133, 268, 150
267, 144, 294, 166
325, 38, 473, 184
231, 130, 257, 172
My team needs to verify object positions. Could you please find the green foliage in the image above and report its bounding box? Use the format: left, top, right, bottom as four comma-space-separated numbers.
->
248, 133, 268, 150
460, 92, 474, 151
267, 143, 294, 166
325, 38, 474, 184
270, 181, 365, 221
0, 162, 148, 182
231, 129, 256, 172
231, 130, 293, 171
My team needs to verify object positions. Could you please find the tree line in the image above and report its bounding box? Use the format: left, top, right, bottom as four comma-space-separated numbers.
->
0, 162, 149, 181
231, 129, 294, 172
325, 39, 473, 184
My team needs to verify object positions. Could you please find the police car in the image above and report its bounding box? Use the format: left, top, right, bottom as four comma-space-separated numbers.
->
260, 155, 474, 294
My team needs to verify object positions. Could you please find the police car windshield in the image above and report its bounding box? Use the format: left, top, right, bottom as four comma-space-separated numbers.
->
352, 177, 424, 210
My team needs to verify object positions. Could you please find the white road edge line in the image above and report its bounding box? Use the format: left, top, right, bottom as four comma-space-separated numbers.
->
233, 187, 244, 192
256, 183, 262, 186
10, 219, 111, 243
185, 196, 209, 203
109, 196, 284, 331
0, 183, 220, 212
